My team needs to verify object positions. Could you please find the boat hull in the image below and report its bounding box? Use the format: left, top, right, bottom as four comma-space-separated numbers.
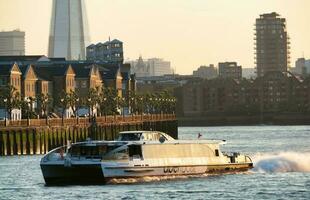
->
103, 163, 253, 178
41, 163, 104, 185
41, 162, 253, 185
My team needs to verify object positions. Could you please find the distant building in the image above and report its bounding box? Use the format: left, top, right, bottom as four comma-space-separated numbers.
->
193, 65, 218, 79
148, 58, 173, 76
86, 39, 123, 64
242, 68, 256, 79
0, 30, 25, 56
176, 71, 310, 117
129, 56, 173, 77
48, 0, 89, 60
293, 58, 310, 76
136, 74, 196, 94
255, 12, 290, 77
218, 62, 242, 79
130, 56, 149, 77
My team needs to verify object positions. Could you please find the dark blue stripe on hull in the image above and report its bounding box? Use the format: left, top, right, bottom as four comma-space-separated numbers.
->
41, 164, 105, 185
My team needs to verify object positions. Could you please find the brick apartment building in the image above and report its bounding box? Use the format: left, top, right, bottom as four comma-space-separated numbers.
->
0, 56, 135, 119
176, 71, 310, 117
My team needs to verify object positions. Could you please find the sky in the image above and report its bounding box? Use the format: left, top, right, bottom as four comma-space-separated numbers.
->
0, 0, 309, 75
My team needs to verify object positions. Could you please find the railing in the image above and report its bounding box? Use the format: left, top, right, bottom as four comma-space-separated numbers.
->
0, 114, 176, 128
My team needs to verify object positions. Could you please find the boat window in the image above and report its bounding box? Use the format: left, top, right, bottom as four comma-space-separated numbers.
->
128, 145, 142, 158
142, 132, 163, 141
215, 149, 219, 156
102, 147, 129, 161
154, 133, 161, 141
69, 145, 108, 158
119, 133, 142, 141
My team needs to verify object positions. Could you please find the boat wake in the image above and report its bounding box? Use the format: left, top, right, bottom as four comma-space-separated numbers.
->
106, 171, 250, 184
252, 152, 310, 173
107, 174, 210, 184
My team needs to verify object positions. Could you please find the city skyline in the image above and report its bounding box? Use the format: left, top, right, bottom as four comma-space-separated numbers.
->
0, 0, 309, 74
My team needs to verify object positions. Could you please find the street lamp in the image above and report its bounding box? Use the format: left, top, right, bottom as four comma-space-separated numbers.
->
25, 97, 31, 126
75, 98, 79, 117
43, 97, 49, 124
75, 98, 79, 124
3, 98, 7, 126
88, 98, 92, 122
103, 97, 107, 121
60, 98, 64, 126
140, 97, 143, 115
121, 97, 125, 116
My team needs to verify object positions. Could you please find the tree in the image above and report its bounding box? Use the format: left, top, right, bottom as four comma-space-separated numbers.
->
0, 85, 21, 120
67, 90, 80, 117
57, 91, 71, 125
36, 93, 52, 119
99, 87, 118, 116
128, 91, 137, 114
86, 87, 101, 118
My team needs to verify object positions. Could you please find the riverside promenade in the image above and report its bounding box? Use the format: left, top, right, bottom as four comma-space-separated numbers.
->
0, 114, 177, 156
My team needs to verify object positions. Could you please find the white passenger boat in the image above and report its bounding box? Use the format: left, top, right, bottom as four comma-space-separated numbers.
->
40, 131, 253, 185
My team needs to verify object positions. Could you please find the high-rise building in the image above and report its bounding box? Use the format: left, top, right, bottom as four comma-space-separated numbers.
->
48, 0, 89, 60
255, 12, 290, 77
218, 62, 242, 80
86, 39, 123, 63
0, 30, 25, 56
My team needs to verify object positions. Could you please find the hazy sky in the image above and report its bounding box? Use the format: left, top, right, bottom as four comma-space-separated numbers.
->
0, 0, 309, 74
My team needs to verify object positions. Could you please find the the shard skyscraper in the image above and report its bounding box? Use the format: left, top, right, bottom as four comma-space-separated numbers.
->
48, 0, 89, 60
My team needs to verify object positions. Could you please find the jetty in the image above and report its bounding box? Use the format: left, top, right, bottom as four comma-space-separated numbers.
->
0, 114, 177, 156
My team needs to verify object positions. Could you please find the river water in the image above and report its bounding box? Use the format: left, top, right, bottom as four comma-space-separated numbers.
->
0, 126, 309, 200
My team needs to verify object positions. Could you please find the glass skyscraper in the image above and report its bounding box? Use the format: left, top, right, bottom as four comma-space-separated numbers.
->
48, 0, 89, 60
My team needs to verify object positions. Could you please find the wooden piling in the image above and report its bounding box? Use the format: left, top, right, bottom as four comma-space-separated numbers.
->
25, 129, 30, 155
0, 131, 4, 156
12, 130, 18, 155
0, 115, 177, 156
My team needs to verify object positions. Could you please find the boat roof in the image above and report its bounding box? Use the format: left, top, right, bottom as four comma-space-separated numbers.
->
119, 131, 162, 134
69, 139, 226, 146
118, 130, 175, 141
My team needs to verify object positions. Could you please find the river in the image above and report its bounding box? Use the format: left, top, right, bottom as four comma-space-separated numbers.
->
0, 126, 309, 199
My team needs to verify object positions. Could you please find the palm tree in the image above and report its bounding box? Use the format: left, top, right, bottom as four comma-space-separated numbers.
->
0, 85, 21, 120
67, 90, 80, 117
117, 96, 126, 116
36, 93, 52, 122
86, 87, 101, 121
100, 87, 118, 115
136, 94, 144, 115
58, 91, 70, 125
128, 92, 137, 114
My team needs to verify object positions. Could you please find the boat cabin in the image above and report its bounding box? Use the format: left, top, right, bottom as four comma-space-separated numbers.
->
117, 131, 174, 142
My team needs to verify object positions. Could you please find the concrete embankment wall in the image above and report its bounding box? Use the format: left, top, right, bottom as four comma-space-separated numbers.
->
0, 115, 178, 156
178, 114, 310, 126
